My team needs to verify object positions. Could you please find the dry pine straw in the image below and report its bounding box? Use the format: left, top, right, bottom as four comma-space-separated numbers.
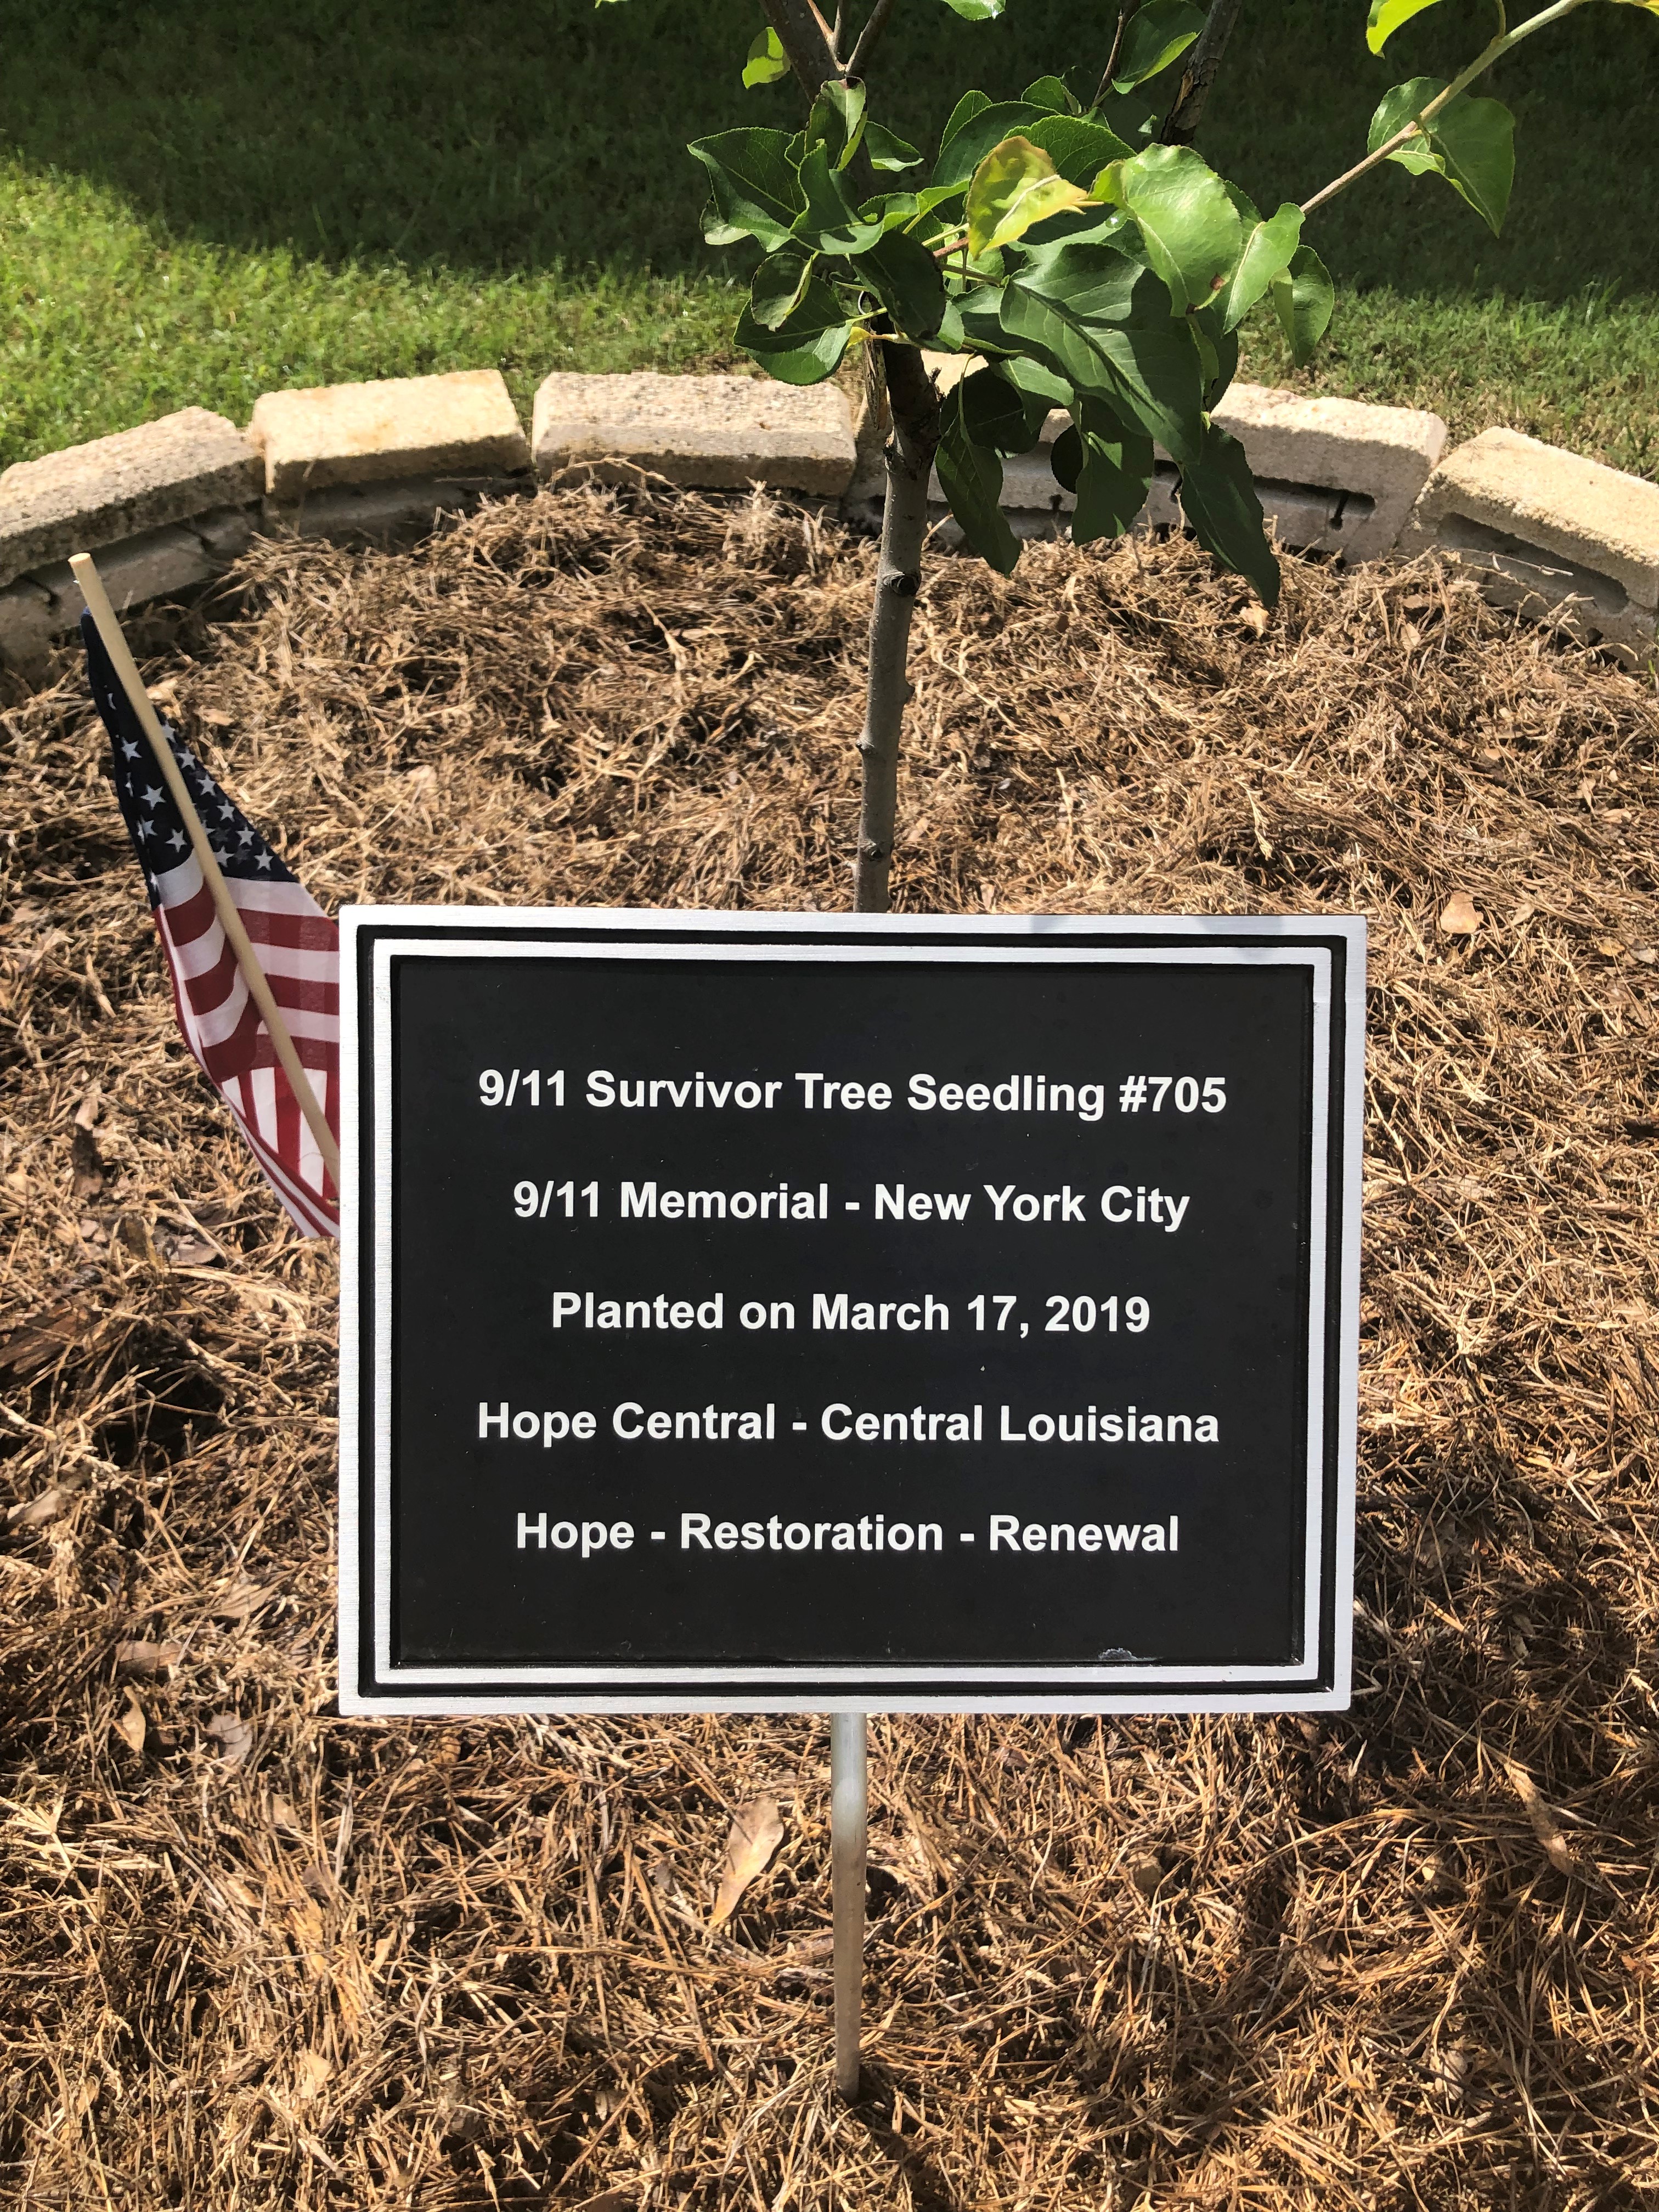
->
1, 483, 1657, 2212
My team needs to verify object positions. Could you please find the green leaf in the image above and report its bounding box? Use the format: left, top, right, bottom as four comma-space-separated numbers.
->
1432, 94, 1515, 233
1366, 0, 1449, 54
854, 229, 948, 340
736, 277, 853, 384
1190, 306, 1240, 405
1003, 205, 1135, 264
904, 181, 975, 223
742, 25, 790, 87
700, 198, 749, 248
1367, 79, 1515, 234
1367, 76, 1443, 167
1000, 273, 1205, 467
865, 122, 924, 171
1187, 314, 1219, 387
940, 89, 992, 151
688, 129, 803, 251
937, 390, 1022, 574
1176, 422, 1279, 607
792, 144, 885, 254
1094, 90, 1161, 145
938, 0, 1006, 17
1022, 113, 1136, 188
960, 365, 1053, 455
808, 81, 867, 171
1269, 244, 1333, 367
933, 295, 968, 351
931, 101, 1049, 190
864, 190, 917, 230
1022, 75, 1081, 114
1049, 423, 1084, 492
1111, 0, 1206, 91
999, 353, 1075, 410
966, 137, 1091, 256
1004, 235, 1160, 325
749, 244, 816, 330
1215, 201, 1302, 331
1063, 410, 1155, 543
950, 283, 1015, 353
1095, 143, 1243, 314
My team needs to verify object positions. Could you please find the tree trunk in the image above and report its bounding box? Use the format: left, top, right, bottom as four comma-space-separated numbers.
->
1161, 0, 1245, 144
853, 341, 940, 913
755, 0, 941, 915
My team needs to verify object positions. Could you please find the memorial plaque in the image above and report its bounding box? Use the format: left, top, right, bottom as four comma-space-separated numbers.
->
339, 910, 1362, 1713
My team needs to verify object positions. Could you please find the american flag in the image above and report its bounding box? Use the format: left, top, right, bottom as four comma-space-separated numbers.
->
82, 613, 340, 1239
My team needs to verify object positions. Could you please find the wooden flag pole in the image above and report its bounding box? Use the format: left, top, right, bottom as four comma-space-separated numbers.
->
71, 553, 342, 1195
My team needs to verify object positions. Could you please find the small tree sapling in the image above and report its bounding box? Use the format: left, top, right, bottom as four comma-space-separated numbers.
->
602, 0, 1655, 911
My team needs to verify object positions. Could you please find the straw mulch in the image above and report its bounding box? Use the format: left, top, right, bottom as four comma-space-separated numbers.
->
2, 484, 1657, 2211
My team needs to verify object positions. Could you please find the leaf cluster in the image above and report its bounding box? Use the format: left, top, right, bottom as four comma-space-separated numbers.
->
690, 54, 1329, 605
1356, 0, 1657, 237
636, 0, 1654, 605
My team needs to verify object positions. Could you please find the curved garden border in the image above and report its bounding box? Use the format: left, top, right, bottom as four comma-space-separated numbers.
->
2, 361, 1655, 681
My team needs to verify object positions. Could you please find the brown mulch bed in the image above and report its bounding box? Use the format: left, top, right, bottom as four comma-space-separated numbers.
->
2, 484, 1657, 2210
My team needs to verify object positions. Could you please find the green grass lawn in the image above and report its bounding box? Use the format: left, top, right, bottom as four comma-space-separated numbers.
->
2, 0, 1655, 478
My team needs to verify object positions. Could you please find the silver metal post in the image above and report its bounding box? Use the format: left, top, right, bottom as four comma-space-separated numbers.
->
830, 1709, 867, 2098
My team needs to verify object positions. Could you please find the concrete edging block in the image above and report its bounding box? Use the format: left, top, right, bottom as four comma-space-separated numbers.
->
921, 359, 1445, 560
1209, 385, 1446, 562
1401, 427, 1659, 658
0, 409, 261, 592
0, 507, 256, 662
249, 370, 531, 500
261, 473, 523, 547
532, 371, 856, 498
0, 575, 57, 672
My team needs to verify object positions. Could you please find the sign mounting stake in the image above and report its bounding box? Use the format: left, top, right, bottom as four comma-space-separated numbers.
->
831, 1709, 867, 2098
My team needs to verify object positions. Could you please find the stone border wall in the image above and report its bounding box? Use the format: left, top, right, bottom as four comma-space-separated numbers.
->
2, 362, 1655, 682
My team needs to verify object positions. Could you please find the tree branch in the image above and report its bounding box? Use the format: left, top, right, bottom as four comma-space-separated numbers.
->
1300, 0, 1587, 216
1093, 0, 1142, 114
1161, 0, 1246, 144
1300, 113, 1438, 218
846, 0, 901, 81
761, 0, 843, 93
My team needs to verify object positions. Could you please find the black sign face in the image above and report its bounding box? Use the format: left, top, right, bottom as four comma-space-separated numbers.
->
340, 911, 1362, 1713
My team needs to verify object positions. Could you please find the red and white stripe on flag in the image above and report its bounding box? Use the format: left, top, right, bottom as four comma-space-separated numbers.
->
154, 852, 340, 1237
80, 608, 340, 1239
